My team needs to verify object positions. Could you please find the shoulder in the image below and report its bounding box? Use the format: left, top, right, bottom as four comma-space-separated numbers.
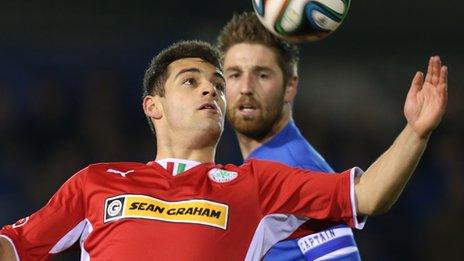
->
218, 160, 294, 185
251, 122, 333, 172
87, 162, 148, 171
281, 128, 334, 172
81, 162, 150, 177
238, 159, 293, 173
222, 159, 288, 174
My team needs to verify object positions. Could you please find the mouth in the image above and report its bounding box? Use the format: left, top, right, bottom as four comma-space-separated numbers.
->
199, 103, 218, 112
237, 102, 259, 117
239, 104, 256, 112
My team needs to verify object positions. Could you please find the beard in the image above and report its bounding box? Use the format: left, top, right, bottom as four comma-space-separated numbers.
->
226, 94, 284, 141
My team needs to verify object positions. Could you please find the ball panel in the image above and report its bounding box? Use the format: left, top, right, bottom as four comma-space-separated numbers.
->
252, 0, 266, 16
307, 2, 343, 22
309, 8, 340, 31
254, 0, 291, 36
274, 0, 310, 34
305, 3, 341, 31
314, 0, 347, 15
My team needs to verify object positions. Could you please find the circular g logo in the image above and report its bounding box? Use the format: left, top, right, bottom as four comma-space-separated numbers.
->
107, 200, 122, 217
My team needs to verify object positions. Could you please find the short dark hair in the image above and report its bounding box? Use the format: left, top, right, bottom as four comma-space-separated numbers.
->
216, 12, 300, 84
142, 40, 222, 132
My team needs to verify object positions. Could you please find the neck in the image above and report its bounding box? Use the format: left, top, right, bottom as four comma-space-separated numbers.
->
236, 108, 292, 159
155, 147, 216, 163
155, 130, 218, 163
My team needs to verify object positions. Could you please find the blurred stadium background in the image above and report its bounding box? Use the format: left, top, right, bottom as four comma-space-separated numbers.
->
0, 0, 462, 260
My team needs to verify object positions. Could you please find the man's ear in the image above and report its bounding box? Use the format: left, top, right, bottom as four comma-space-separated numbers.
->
143, 95, 163, 120
284, 75, 298, 103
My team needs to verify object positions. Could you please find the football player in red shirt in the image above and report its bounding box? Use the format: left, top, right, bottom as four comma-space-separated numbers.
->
0, 40, 447, 260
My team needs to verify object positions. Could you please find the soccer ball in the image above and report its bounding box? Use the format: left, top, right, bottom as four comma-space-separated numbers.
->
252, 0, 351, 42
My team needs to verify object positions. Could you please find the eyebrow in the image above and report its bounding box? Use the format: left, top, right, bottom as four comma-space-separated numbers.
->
253, 66, 273, 72
225, 65, 273, 73
225, 66, 241, 73
174, 67, 225, 82
174, 67, 201, 80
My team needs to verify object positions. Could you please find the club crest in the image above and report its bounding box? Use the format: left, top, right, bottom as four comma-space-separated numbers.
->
208, 169, 238, 183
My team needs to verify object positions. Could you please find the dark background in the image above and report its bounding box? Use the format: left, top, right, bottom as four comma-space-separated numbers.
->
1, 0, 463, 260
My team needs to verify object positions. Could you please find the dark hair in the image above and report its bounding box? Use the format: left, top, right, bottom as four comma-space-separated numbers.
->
216, 12, 300, 84
142, 40, 222, 132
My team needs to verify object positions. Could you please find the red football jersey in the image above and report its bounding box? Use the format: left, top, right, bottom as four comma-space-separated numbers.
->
0, 159, 363, 260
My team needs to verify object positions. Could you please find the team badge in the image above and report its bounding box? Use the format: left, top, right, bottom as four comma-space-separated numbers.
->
208, 169, 238, 183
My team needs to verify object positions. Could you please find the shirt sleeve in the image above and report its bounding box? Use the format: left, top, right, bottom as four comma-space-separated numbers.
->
250, 160, 365, 229
0, 167, 89, 261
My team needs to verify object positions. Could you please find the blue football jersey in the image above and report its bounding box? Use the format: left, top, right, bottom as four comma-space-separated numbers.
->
247, 121, 361, 261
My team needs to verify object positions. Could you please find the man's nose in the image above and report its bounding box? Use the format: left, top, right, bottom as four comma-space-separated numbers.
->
202, 82, 217, 97
239, 74, 254, 96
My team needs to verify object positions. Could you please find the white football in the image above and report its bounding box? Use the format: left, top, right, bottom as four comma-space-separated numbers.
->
252, 0, 351, 42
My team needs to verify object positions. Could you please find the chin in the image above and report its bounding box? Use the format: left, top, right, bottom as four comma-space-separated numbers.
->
201, 122, 223, 137
233, 121, 270, 139
228, 112, 279, 139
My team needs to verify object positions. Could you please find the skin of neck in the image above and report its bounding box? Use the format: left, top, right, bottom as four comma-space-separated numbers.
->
236, 103, 293, 159
154, 123, 220, 163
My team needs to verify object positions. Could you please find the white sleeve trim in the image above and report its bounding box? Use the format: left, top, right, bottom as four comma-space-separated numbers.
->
49, 219, 86, 254
350, 167, 367, 229
0, 235, 20, 261
245, 214, 309, 261
79, 219, 94, 261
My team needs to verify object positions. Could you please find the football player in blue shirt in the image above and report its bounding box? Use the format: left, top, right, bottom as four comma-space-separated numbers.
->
217, 12, 360, 260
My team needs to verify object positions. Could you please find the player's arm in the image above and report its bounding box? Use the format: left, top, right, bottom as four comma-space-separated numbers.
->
355, 56, 448, 216
0, 237, 17, 261
0, 168, 88, 260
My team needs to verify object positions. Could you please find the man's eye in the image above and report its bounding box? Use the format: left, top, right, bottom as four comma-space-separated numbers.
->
227, 73, 240, 79
183, 78, 196, 86
259, 73, 269, 79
